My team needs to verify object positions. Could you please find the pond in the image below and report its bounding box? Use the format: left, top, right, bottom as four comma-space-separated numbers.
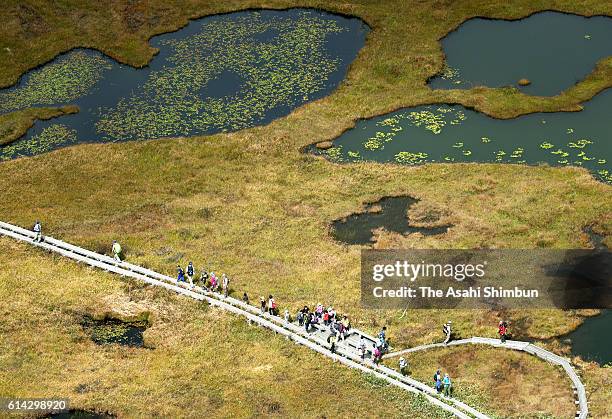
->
81, 317, 147, 347
428, 12, 612, 96
564, 309, 611, 365
308, 88, 612, 183
0, 9, 368, 160
563, 228, 611, 365
331, 196, 450, 245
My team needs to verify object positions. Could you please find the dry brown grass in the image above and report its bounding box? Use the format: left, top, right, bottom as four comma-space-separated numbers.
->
0, 238, 456, 418
394, 345, 576, 418
0, 0, 611, 417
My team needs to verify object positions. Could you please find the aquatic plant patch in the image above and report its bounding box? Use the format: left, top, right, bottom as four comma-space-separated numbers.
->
310, 89, 612, 183
0, 9, 368, 160
0, 124, 77, 161
0, 51, 112, 113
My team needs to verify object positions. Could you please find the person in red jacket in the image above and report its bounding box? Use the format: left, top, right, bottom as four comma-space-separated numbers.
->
498, 320, 508, 343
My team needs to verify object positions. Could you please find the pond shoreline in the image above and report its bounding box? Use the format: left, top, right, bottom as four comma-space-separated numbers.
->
0, 9, 369, 160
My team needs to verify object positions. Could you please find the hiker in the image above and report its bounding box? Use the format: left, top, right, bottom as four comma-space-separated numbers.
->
342, 316, 350, 332
327, 332, 338, 354
327, 306, 336, 321
32, 220, 43, 243
260, 297, 266, 314
498, 320, 508, 343
297, 309, 304, 326
328, 318, 337, 334
284, 309, 290, 324
305, 312, 313, 333
337, 320, 346, 341
268, 295, 276, 316
442, 320, 452, 344
358, 337, 367, 361
177, 265, 185, 283
186, 262, 195, 287
111, 240, 122, 262
328, 331, 338, 354
222, 273, 229, 297
443, 373, 452, 397
242, 292, 249, 304
315, 303, 324, 318
433, 369, 443, 393
210, 272, 218, 292
399, 357, 408, 376
372, 345, 382, 365
200, 269, 209, 289
378, 326, 387, 342
323, 310, 330, 325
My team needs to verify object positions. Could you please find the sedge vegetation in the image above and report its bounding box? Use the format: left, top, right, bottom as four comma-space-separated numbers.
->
0, 0, 611, 417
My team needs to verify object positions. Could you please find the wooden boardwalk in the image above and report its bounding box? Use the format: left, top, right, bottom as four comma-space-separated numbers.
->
384, 338, 588, 418
0, 220, 587, 418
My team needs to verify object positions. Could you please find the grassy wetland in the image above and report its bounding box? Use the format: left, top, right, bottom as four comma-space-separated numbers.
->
0, 0, 611, 417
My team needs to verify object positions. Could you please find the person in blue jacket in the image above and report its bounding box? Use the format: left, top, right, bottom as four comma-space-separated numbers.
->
443, 373, 452, 397
186, 262, 195, 287
433, 369, 443, 393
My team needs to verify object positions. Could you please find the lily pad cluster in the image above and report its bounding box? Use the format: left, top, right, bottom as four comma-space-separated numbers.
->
394, 151, 428, 164
360, 106, 467, 151
96, 12, 345, 141
0, 124, 77, 160
318, 101, 611, 183
1, 10, 365, 160
0, 51, 112, 113
438, 64, 462, 85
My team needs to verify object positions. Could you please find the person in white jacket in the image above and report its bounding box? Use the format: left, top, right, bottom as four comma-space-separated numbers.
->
112, 240, 122, 262
222, 273, 230, 297
33, 220, 42, 243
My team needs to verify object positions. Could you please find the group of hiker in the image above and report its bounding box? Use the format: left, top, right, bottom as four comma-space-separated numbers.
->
433, 369, 453, 397
255, 294, 279, 316
370, 326, 390, 364
31, 220, 528, 400
176, 262, 231, 297
31, 222, 124, 264
296, 303, 350, 333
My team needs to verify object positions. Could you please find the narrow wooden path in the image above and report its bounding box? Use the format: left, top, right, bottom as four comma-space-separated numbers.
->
0, 220, 587, 418
385, 337, 588, 418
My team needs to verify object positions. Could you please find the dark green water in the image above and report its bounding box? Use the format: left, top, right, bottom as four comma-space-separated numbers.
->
565, 310, 611, 365
331, 196, 449, 245
429, 12, 612, 96
81, 317, 147, 347
309, 89, 612, 183
0, 9, 368, 160
312, 11, 612, 182
564, 229, 612, 365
